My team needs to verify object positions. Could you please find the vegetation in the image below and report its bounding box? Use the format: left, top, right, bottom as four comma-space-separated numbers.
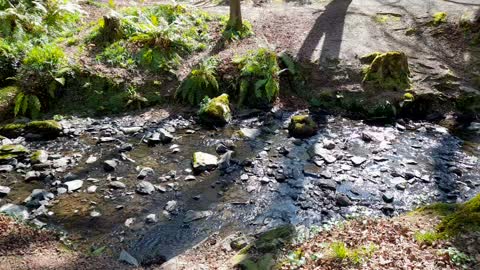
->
91, 4, 212, 73
329, 242, 377, 265
233, 48, 280, 107
176, 57, 220, 105
362, 51, 411, 91
222, 16, 253, 41
432, 12, 447, 26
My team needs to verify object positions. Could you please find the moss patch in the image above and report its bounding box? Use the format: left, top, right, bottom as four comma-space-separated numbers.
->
288, 115, 318, 138
362, 51, 411, 91
198, 94, 232, 126
432, 12, 447, 26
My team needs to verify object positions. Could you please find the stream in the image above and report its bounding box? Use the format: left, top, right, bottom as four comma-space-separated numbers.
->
1, 108, 479, 265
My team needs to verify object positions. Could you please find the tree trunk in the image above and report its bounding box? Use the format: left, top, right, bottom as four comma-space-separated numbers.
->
229, 0, 242, 30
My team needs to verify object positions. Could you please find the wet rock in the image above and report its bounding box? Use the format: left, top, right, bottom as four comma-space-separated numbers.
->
119, 250, 139, 267
361, 131, 374, 142
64, 180, 83, 192
336, 194, 353, 207
351, 156, 367, 166
136, 180, 155, 195
395, 182, 407, 190
146, 132, 161, 145
145, 214, 157, 223
56, 187, 67, 194
64, 173, 79, 182
382, 192, 394, 203
192, 152, 218, 172
390, 177, 406, 186
239, 128, 261, 140
198, 94, 232, 126
104, 159, 119, 171
0, 186, 10, 196
165, 200, 178, 212
184, 210, 212, 223
218, 151, 233, 171
137, 167, 154, 179
98, 137, 116, 143
25, 171, 41, 181
158, 128, 174, 144
240, 174, 249, 181
230, 236, 249, 250
216, 143, 229, 154
30, 150, 48, 164
109, 181, 126, 189
0, 204, 29, 220
322, 139, 336, 150
0, 165, 13, 172
0, 144, 29, 163
288, 115, 318, 138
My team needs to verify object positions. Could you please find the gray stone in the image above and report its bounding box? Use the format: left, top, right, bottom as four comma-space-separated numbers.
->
390, 177, 406, 186
309, 144, 337, 163
86, 156, 97, 164
145, 214, 157, 223
192, 152, 218, 172
382, 192, 394, 203
336, 194, 353, 207
185, 175, 196, 181
0, 204, 29, 220
158, 128, 174, 144
109, 181, 126, 189
90, 210, 101, 217
87, 185, 97, 193
0, 165, 13, 173
322, 139, 336, 150
218, 151, 233, 170
56, 187, 67, 194
317, 179, 337, 190
31, 150, 48, 164
165, 200, 178, 212
0, 185, 11, 196
137, 167, 154, 179
351, 156, 367, 166
24, 171, 41, 181
104, 159, 119, 171
121, 127, 142, 134
119, 250, 139, 267
239, 128, 261, 140
184, 210, 212, 223
136, 181, 155, 195
64, 180, 83, 192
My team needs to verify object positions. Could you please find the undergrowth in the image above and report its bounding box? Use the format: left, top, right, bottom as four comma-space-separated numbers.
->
176, 57, 220, 105
221, 16, 253, 41
91, 4, 212, 73
233, 48, 280, 107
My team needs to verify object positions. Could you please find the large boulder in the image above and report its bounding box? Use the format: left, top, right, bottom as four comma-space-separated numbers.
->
0, 120, 62, 139
362, 51, 411, 91
192, 152, 218, 173
288, 115, 318, 138
198, 94, 232, 126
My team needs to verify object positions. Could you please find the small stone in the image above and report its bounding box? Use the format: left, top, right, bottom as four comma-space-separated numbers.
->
87, 185, 97, 193
98, 137, 116, 143
239, 128, 261, 140
145, 214, 157, 223
118, 250, 139, 267
183, 210, 212, 223
25, 171, 40, 181
382, 192, 394, 203
104, 159, 119, 171
109, 181, 126, 189
351, 156, 366, 166
121, 127, 142, 134
119, 143, 133, 152
322, 139, 335, 150
0, 186, 11, 196
240, 174, 249, 181
64, 180, 83, 192
86, 156, 97, 164
56, 187, 67, 194
336, 194, 353, 207
165, 200, 178, 212
90, 210, 101, 218
136, 181, 155, 195
192, 152, 218, 172
185, 175, 196, 181
0, 204, 29, 220
137, 167, 154, 179
159, 128, 174, 144
0, 165, 13, 173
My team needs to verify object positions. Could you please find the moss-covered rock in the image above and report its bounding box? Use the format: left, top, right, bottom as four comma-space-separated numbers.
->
288, 115, 318, 138
198, 94, 232, 126
255, 225, 295, 253
0, 122, 26, 137
362, 51, 411, 91
359, 52, 382, 64
0, 120, 62, 139
192, 152, 218, 173
431, 12, 447, 26
0, 144, 29, 163
0, 86, 19, 120
30, 150, 48, 164
25, 120, 62, 139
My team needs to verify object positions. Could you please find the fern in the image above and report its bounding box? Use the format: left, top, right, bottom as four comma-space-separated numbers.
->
14, 92, 41, 118
176, 57, 220, 105
234, 48, 280, 107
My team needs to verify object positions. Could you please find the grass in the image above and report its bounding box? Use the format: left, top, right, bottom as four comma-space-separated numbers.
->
414, 230, 444, 245
329, 242, 377, 265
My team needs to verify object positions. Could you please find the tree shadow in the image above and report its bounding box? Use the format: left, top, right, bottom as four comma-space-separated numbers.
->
297, 0, 352, 63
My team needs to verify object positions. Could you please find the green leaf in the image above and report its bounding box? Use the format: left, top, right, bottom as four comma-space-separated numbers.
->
14, 92, 24, 117
54, 77, 66, 86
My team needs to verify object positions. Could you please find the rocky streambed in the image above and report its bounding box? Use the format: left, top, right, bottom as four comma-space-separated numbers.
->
0, 108, 479, 266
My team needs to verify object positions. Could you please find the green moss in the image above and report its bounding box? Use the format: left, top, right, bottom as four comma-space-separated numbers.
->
288, 115, 318, 138
0, 144, 29, 154
198, 94, 232, 126
256, 225, 295, 252
0, 123, 26, 137
432, 12, 447, 26
414, 230, 444, 245
362, 51, 411, 91
25, 120, 62, 138
404, 92, 414, 101
329, 242, 377, 265
405, 28, 417, 36
359, 52, 382, 64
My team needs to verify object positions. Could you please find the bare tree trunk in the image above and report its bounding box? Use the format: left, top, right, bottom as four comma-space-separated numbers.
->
229, 0, 242, 30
